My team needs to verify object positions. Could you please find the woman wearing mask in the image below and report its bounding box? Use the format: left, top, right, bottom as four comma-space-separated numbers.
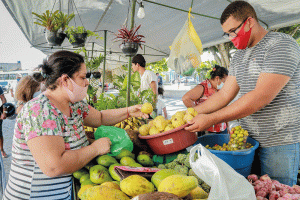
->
182, 65, 228, 134
3, 50, 147, 199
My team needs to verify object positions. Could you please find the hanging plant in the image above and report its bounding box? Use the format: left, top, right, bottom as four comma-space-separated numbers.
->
114, 25, 145, 56
32, 10, 74, 46
65, 26, 100, 48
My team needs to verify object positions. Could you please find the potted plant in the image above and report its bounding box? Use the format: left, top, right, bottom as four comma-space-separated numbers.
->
65, 26, 100, 48
32, 10, 74, 46
114, 25, 145, 56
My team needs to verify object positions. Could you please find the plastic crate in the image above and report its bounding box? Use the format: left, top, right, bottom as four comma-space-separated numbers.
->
195, 134, 259, 177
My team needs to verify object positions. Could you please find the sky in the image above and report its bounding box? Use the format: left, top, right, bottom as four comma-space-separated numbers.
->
0, 1, 213, 71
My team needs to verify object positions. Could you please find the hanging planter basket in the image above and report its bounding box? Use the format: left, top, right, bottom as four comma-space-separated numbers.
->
45, 30, 66, 47
120, 42, 139, 56
69, 32, 88, 48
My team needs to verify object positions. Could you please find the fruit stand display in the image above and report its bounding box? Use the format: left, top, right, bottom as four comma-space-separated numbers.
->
76, 104, 300, 200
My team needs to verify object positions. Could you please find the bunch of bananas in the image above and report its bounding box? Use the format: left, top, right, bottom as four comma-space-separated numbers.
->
84, 126, 97, 139
114, 117, 142, 131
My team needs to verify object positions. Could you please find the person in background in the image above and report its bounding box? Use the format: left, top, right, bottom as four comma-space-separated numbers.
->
177, 75, 181, 89
186, 1, 300, 186
156, 73, 163, 88
10, 73, 22, 105
3, 50, 148, 199
182, 65, 228, 134
156, 87, 167, 119
15, 74, 44, 114
0, 86, 7, 158
132, 54, 158, 100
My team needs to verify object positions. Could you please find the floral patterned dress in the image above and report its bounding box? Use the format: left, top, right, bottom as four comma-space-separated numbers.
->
195, 79, 227, 133
3, 93, 90, 199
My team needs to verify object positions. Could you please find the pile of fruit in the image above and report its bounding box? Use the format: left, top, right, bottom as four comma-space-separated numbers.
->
205, 125, 253, 151
74, 149, 210, 200
156, 153, 211, 194
139, 107, 198, 136
114, 117, 143, 131
247, 174, 300, 199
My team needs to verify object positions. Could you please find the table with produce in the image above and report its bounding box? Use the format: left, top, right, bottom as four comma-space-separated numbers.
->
75, 103, 300, 200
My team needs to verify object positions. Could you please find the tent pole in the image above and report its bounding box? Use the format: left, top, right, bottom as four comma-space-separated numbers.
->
102, 30, 107, 93
126, 0, 137, 107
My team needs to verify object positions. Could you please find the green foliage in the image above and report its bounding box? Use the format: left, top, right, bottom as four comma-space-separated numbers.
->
195, 61, 217, 80
65, 26, 101, 43
146, 58, 169, 75
275, 24, 300, 39
32, 10, 74, 32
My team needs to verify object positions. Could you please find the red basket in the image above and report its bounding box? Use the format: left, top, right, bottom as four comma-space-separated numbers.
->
138, 124, 197, 155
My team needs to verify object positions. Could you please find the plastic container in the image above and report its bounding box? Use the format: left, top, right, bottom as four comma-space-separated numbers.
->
139, 124, 197, 155
194, 134, 259, 177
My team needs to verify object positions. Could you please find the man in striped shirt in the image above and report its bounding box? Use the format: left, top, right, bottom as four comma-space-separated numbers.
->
186, 1, 300, 186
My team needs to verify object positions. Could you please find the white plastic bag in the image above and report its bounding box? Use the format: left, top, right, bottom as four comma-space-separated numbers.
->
189, 144, 256, 200
167, 12, 202, 76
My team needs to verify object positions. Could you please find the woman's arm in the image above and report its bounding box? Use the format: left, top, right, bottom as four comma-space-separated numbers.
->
83, 105, 148, 128
27, 135, 111, 177
182, 85, 204, 108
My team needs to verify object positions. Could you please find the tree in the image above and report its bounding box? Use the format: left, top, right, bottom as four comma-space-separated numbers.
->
146, 58, 169, 74
195, 61, 217, 82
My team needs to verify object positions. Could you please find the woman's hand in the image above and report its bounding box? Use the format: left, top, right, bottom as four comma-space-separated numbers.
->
91, 137, 111, 155
128, 105, 149, 119
185, 114, 214, 132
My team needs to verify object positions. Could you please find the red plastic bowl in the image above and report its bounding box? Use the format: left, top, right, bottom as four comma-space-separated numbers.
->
138, 124, 197, 155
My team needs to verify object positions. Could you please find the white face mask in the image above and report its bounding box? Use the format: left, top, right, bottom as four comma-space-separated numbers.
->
63, 77, 88, 103
217, 82, 224, 90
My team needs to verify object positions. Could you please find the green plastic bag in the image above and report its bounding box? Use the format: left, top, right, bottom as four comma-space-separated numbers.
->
94, 126, 133, 157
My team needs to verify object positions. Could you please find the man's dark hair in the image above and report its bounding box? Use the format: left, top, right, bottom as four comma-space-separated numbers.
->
220, 1, 258, 25
156, 73, 159, 75
132, 54, 146, 68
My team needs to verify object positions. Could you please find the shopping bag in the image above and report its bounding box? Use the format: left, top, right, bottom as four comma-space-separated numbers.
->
189, 144, 256, 200
94, 126, 133, 157
168, 10, 202, 76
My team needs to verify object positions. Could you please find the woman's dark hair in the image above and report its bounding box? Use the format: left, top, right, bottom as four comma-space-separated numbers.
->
15, 75, 41, 103
220, 1, 258, 25
210, 65, 229, 80
132, 54, 146, 68
38, 50, 84, 90
32, 72, 45, 83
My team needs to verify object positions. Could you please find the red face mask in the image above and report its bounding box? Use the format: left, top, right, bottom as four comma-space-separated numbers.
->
231, 21, 252, 49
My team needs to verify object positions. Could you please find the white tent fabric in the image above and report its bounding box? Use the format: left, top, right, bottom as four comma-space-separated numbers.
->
2, 0, 300, 68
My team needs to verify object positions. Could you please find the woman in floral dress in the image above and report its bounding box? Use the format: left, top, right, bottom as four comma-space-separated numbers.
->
3, 50, 147, 199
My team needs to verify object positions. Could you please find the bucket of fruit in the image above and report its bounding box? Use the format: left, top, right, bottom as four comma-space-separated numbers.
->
194, 132, 259, 177
138, 106, 199, 155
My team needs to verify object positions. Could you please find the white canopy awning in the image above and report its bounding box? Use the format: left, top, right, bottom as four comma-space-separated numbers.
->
2, 0, 300, 69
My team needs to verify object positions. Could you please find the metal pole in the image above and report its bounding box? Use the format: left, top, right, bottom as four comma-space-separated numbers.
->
126, 0, 137, 107
102, 30, 107, 93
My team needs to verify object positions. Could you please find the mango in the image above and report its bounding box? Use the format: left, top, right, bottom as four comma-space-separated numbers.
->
96, 155, 118, 167
158, 175, 198, 197
151, 169, 179, 188
90, 165, 112, 184
115, 149, 135, 160
120, 175, 155, 197
109, 163, 122, 181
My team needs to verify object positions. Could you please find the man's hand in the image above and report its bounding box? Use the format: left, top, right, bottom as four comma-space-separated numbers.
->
185, 114, 214, 132
1, 107, 7, 120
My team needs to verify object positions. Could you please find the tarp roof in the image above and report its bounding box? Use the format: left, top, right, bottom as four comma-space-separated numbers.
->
2, 0, 300, 70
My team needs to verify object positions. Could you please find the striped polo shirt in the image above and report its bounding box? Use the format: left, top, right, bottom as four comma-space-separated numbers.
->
229, 32, 300, 147
3, 94, 90, 199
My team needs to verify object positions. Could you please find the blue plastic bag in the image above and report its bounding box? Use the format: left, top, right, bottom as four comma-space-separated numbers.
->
94, 126, 133, 157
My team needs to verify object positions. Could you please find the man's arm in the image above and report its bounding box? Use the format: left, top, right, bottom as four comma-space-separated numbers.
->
186, 73, 290, 132
194, 76, 240, 114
